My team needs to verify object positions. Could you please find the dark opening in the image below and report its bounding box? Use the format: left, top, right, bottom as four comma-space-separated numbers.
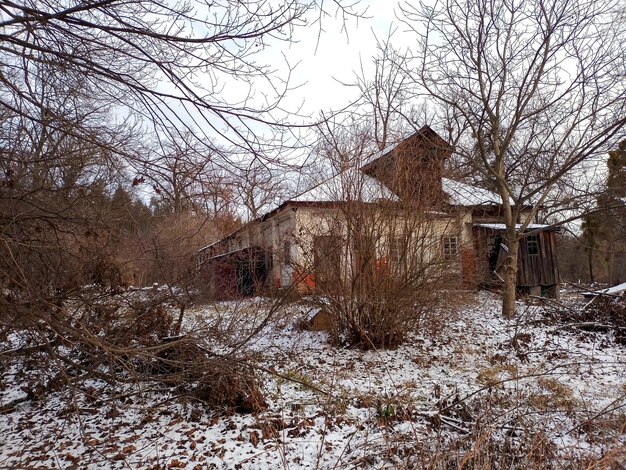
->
488, 235, 502, 271
314, 236, 342, 291
235, 249, 271, 296
527, 235, 539, 256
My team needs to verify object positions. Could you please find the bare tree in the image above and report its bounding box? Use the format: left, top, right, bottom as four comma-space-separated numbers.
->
235, 159, 290, 220
139, 129, 239, 220
0, 1, 361, 157
346, 35, 418, 150
581, 139, 626, 284
401, 0, 626, 316
0, 0, 364, 418
0, 57, 128, 298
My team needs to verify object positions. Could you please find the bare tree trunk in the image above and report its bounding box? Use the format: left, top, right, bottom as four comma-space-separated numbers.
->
403, 0, 626, 312
606, 232, 615, 285
588, 247, 595, 284
502, 236, 519, 318
606, 252, 614, 286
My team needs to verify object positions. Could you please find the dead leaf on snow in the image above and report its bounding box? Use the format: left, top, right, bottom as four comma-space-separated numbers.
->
168, 459, 186, 468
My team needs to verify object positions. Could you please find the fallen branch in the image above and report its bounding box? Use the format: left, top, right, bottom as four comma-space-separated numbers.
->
549, 322, 619, 333
0, 396, 29, 414
0, 341, 59, 357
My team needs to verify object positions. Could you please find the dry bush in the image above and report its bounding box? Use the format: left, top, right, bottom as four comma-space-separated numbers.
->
301, 120, 464, 349
435, 430, 559, 470
0, 287, 268, 414
84, 255, 129, 292
386, 395, 625, 470
151, 337, 267, 413
302, 200, 458, 349
476, 364, 519, 388
415, 427, 626, 470
528, 377, 578, 413
584, 296, 626, 344
189, 358, 267, 413
141, 211, 227, 286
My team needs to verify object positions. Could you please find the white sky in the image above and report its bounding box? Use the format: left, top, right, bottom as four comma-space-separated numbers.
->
260, 0, 406, 119
151, 0, 412, 160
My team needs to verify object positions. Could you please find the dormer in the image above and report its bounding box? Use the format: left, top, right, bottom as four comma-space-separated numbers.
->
361, 125, 453, 206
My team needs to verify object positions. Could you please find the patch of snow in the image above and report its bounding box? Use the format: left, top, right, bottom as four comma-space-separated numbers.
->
475, 223, 555, 231
595, 282, 626, 296
442, 178, 507, 207
289, 170, 399, 204
1, 291, 625, 468
359, 139, 404, 168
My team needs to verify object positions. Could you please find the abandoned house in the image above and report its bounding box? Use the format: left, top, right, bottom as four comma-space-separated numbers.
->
198, 126, 560, 299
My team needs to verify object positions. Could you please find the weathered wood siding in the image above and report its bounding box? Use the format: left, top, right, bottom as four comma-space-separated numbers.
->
473, 227, 560, 288
517, 231, 559, 287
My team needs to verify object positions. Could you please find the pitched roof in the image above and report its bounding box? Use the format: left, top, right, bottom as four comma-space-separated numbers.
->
361, 125, 453, 170
197, 171, 398, 253
288, 170, 398, 204
442, 178, 508, 207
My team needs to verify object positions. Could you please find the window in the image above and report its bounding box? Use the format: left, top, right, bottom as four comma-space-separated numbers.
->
283, 240, 292, 264
487, 235, 502, 271
442, 236, 459, 260
353, 235, 376, 288
527, 235, 539, 256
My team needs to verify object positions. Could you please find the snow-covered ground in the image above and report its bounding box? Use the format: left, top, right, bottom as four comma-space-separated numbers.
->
1, 291, 625, 468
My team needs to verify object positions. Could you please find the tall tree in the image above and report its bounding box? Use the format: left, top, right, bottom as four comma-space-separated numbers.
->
235, 159, 289, 220
0, 0, 362, 408
0, 1, 360, 158
604, 140, 626, 283
401, 0, 626, 316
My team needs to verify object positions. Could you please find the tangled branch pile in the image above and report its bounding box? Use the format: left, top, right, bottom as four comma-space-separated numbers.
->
1, 288, 266, 414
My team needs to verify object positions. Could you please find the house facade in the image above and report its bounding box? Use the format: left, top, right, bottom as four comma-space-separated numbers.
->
198, 126, 560, 299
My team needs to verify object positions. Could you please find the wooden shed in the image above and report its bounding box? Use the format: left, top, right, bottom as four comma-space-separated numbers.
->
473, 224, 560, 298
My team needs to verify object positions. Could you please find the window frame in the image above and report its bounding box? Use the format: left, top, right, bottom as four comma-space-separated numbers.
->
442, 236, 459, 260
526, 234, 539, 256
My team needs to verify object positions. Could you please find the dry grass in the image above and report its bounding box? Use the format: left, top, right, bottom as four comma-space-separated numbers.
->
528, 377, 578, 412
476, 364, 519, 387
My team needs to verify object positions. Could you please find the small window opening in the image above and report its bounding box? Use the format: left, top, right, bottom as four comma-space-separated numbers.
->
283, 240, 292, 264
527, 235, 539, 256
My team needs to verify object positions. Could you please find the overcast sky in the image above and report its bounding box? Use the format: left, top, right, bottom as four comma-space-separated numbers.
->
262, 0, 406, 119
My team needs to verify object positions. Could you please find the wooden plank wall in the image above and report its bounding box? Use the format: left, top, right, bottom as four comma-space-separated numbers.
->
473, 228, 560, 287
517, 231, 559, 287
